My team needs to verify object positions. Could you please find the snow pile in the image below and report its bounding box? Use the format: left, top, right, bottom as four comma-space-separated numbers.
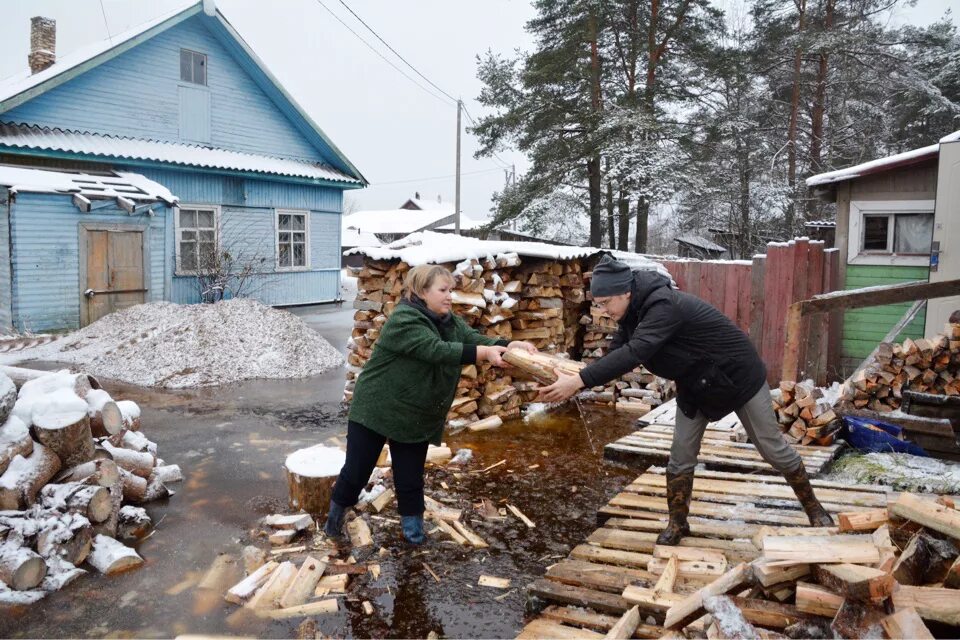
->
829, 452, 960, 494
11, 299, 344, 388
285, 444, 346, 478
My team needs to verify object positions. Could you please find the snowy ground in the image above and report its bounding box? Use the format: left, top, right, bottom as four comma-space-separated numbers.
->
828, 451, 960, 494
1, 299, 344, 388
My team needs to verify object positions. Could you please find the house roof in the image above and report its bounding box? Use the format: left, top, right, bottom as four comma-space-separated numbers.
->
341, 227, 382, 248
401, 196, 454, 212
676, 234, 726, 253
0, 165, 177, 209
343, 209, 455, 235
0, 0, 367, 185
805, 220, 836, 228
0, 122, 362, 184
806, 130, 960, 188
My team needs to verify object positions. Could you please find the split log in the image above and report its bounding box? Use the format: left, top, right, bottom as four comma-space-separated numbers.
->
811, 563, 894, 604
117, 506, 151, 539
36, 514, 92, 565
890, 492, 960, 542
892, 585, 960, 626
881, 608, 934, 640
225, 560, 279, 604
85, 390, 124, 438
39, 482, 113, 523
664, 563, 753, 629
86, 534, 143, 574
32, 411, 94, 468
0, 443, 62, 509
794, 581, 842, 617
284, 445, 343, 516
0, 542, 47, 590
604, 605, 641, 639
762, 535, 879, 565
945, 556, 960, 589
263, 513, 314, 531
702, 595, 761, 640
466, 416, 503, 432
723, 597, 814, 629
346, 518, 373, 548
891, 531, 959, 585
0, 416, 33, 477
837, 508, 888, 532
502, 349, 585, 384
246, 561, 298, 609
278, 555, 327, 608
55, 458, 120, 488
830, 599, 886, 639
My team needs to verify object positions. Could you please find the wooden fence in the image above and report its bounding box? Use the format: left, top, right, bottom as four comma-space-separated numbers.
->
658, 238, 841, 386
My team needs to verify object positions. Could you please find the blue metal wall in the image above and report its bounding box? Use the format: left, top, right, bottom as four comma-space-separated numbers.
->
3, 15, 324, 163
0, 190, 12, 329
9, 193, 169, 332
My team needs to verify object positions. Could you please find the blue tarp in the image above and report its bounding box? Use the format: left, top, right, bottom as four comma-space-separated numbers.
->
843, 416, 928, 457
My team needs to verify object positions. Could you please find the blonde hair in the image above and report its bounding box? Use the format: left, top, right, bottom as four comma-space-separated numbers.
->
404, 264, 455, 300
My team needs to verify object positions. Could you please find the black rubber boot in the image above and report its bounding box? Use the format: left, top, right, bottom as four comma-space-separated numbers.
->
656, 471, 694, 545
783, 465, 834, 527
401, 515, 425, 545
323, 500, 348, 540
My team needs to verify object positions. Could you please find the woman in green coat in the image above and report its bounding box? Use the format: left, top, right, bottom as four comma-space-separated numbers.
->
324, 264, 535, 544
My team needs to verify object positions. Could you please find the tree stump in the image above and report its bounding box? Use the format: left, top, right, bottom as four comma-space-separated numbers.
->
284, 445, 345, 516
0, 542, 47, 590
32, 411, 95, 468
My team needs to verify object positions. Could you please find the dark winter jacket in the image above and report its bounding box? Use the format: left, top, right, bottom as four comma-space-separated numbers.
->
349, 299, 506, 445
579, 270, 768, 420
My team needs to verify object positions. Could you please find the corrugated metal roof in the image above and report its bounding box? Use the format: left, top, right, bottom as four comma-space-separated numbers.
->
0, 122, 362, 184
0, 165, 177, 205
675, 234, 726, 252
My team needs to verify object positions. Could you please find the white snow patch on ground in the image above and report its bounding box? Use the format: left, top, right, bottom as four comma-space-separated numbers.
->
4, 299, 344, 388
285, 444, 346, 478
829, 452, 960, 494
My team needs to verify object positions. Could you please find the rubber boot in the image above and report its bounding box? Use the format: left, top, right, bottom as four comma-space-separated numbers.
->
783, 465, 834, 527
323, 500, 347, 540
401, 515, 425, 545
656, 471, 694, 545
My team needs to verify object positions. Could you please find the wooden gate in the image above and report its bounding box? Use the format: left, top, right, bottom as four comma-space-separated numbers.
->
81, 224, 148, 326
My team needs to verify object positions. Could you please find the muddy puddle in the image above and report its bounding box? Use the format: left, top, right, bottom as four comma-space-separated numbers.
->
1, 374, 643, 639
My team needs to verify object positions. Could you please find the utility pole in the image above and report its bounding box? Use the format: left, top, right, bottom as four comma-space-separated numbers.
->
455, 98, 462, 235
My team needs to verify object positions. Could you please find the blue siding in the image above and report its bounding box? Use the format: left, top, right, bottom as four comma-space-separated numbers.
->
4, 15, 325, 163
171, 270, 339, 306
311, 211, 340, 270
0, 191, 12, 329
9, 193, 169, 332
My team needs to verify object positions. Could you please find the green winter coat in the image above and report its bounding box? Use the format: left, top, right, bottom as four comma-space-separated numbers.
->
348, 301, 504, 445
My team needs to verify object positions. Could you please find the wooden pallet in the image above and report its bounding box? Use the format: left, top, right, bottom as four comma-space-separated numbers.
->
606, 400, 843, 476
636, 399, 743, 430
519, 469, 894, 638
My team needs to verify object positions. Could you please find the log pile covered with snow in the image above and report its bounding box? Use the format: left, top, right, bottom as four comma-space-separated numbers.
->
7, 299, 344, 388
0, 369, 180, 604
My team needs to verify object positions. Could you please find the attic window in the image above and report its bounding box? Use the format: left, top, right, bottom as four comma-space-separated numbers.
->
180, 49, 207, 86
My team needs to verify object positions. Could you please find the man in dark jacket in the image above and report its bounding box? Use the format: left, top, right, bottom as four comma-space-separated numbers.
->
539, 254, 833, 544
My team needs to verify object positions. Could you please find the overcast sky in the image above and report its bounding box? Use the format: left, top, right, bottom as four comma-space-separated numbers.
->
0, 0, 955, 221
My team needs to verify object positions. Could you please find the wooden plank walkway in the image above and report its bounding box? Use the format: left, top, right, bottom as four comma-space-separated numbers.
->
519, 468, 894, 638
606, 400, 843, 476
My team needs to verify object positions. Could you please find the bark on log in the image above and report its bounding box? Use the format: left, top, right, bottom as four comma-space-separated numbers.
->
0, 443, 62, 509
86, 534, 143, 575
116, 400, 141, 432
91, 479, 123, 538
118, 467, 148, 504
32, 411, 95, 469
142, 471, 171, 503
36, 515, 92, 566
100, 441, 155, 478
87, 393, 124, 438
117, 506, 151, 540
285, 468, 337, 517
0, 542, 47, 590
0, 416, 33, 477
0, 373, 16, 424
39, 482, 113, 523
55, 458, 120, 488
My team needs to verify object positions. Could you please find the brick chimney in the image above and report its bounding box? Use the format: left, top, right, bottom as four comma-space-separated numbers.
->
28, 17, 56, 75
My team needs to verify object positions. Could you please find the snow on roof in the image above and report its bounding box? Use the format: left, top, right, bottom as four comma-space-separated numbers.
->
343, 209, 454, 235
435, 213, 489, 231
0, 165, 177, 205
805, 220, 836, 228
341, 227, 382, 248
806, 130, 960, 188
402, 196, 453, 212
344, 230, 672, 279
676, 234, 726, 253
0, 123, 361, 184
0, 3, 195, 106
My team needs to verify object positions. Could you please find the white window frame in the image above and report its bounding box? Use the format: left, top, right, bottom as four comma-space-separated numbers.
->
179, 48, 208, 86
275, 208, 311, 271
848, 200, 935, 267
174, 204, 220, 275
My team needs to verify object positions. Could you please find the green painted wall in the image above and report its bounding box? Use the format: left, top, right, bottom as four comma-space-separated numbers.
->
841, 264, 929, 370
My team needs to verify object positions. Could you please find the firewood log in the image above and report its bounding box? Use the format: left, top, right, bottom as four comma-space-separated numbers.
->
84, 389, 124, 438
99, 441, 155, 478
39, 482, 113, 523
118, 467, 148, 504
0, 374, 15, 424
0, 416, 33, 477
86, 534, 143, 575
0, 541, 47, 590
117, 506, 151, 540
55, 458, 120, 488
91, 479, 122, 538
36, 513, 93, 565
32, 411, 95, 468
0, 443, 61, 510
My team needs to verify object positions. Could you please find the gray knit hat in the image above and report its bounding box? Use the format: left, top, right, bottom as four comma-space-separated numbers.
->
590, 255, 633, 296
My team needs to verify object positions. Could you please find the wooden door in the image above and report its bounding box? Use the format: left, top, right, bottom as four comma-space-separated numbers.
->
84, 229, 146, 325
926, 141, 960, 336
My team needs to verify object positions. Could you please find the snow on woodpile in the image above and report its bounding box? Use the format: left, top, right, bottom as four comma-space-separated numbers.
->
10, 299, 344, 388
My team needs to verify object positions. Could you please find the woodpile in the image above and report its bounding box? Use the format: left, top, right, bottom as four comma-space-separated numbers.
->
841, 322, 960, 412
772, 380, 841, 446
0, 369, 179, 604
345, 255, 675, 424
653, 491, 960, 638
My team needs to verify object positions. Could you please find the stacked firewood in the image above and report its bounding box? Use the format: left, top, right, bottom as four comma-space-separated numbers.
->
0, 369, 180, 603
839, 322, 960, 413
647, 492, 960, 638
772, 380, 840, 446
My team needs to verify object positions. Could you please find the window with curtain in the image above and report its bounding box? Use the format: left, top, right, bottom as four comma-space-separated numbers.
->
277, 210, 309, 269
861, 212, 933, 254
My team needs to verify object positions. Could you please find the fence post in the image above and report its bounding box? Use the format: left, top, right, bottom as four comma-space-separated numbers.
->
749, 254, 766, 354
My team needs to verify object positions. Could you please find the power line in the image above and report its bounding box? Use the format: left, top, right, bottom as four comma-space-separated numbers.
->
99, 0, 113, 43
313, 0, 453, 106
336, 0, 459, 105
370, 167, 504, 186
460, 104, 513, 170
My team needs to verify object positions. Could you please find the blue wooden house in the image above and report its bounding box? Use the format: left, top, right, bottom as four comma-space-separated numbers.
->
0, 0, 366, 332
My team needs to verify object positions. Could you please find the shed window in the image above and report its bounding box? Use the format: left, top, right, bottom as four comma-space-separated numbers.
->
861, 213, 933, 255
177, 207, 217, 273
180, 49, 207, 86
276, 210, 309, 269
